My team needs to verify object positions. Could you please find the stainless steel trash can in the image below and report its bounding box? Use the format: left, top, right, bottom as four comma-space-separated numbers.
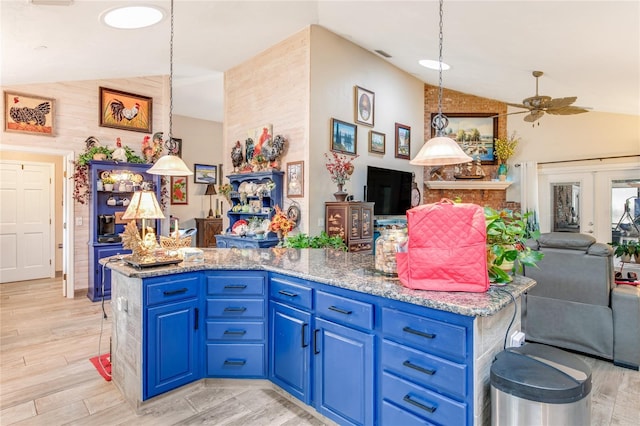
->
491, 343, 591, 426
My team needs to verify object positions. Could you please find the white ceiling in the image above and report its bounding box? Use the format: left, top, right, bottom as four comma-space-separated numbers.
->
2, 0, 639, 123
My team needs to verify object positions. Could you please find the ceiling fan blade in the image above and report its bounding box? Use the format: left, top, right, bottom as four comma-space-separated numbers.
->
506, 102, 529, 109
492, 110, 531, 118
545, 96, 578, 109
546, 106, 591, 115
524, 110, 545, 122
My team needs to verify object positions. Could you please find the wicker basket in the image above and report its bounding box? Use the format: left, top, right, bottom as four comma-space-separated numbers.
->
159, 235, 192, 249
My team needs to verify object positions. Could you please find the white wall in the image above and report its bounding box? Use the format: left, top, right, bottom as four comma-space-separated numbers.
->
309, 25, 425, 234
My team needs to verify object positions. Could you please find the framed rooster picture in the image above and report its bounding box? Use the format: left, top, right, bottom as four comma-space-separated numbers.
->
4, 91, 55, 136
99, 87, 152, 133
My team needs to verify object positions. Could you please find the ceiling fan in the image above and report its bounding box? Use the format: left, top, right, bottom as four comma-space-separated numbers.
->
506, 71, 591, 123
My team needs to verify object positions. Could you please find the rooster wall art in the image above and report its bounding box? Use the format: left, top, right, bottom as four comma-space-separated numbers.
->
99, 87, 152, 133
4, 92, 54, 136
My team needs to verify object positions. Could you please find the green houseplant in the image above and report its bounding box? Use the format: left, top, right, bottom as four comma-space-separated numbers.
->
610, 240, 639, 263
282, 231, 347, 251
485, 207, 544, 283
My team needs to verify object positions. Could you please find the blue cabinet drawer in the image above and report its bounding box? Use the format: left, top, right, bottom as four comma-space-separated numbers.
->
382, 339, 467, 399
315, 290, 374, 331
207, 299, 264, 318
206, 343, 265, 377
382, 400, 437, 426
382, 371, 467, 426
206, 321, 264, 341
382, 308, 466, 361
270, 277, 312, 310
146, 275, 200, 306
206, 274, 265, 296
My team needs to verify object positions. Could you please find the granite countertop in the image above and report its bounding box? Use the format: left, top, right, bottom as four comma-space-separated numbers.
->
104, 248, 535, 317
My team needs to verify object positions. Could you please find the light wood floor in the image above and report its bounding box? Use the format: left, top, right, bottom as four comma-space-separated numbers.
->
1, 277, 638, 425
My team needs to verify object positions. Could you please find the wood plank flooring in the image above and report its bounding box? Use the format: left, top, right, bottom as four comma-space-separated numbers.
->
1, 277, 638, 425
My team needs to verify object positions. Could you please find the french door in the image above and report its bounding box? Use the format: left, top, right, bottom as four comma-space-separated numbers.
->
539, 163, 639, 244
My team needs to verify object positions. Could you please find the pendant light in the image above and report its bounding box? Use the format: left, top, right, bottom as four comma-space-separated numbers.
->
411, 0, 472, 166
147, 0, 193, 177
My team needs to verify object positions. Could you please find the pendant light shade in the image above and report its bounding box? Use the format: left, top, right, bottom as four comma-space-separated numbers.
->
412, 0, 473, 167
147, 153, 193, 176
146, 0, 193, 177
410, 136, 472, 166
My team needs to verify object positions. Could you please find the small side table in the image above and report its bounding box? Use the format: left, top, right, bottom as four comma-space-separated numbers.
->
195, 218, 223, 248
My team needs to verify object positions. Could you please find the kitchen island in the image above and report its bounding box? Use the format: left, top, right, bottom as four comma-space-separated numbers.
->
106, 248, 535, 426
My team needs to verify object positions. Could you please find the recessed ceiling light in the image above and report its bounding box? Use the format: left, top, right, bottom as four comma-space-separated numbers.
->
419, 59, 451, 71
102, 6, 164, 29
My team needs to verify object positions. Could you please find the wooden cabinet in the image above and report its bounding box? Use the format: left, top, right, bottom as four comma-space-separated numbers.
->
325, 202, 374, 252
88, 160, 160, 301
195, 218, 222, 247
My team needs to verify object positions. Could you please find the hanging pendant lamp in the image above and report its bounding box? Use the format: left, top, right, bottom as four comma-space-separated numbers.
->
411, 0, 472, 167
147, 0, 193, 176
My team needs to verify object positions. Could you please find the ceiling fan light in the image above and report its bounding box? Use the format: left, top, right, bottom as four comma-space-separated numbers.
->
410, 136, 473, 166
418, 59, 450, 71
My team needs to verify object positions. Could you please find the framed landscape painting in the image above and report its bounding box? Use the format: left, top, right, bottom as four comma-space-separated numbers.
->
431, 112, 498, 164
4, 91, 55, 136
369, 130, 385, 154
194, 164, 217, 184
395, 123, 411, 159
330, 118, 357, 155
99, 87, 152, 133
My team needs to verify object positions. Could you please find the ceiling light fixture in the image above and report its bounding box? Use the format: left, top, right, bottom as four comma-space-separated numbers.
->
147, 0, 193, 177
411, 0, 472, 167
418, 59, 450, 71
102, 5, 164, 30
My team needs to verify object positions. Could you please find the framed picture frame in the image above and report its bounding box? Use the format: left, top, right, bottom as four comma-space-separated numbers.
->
99, 86, 152, 133
354, 85, 374, 126
193, 163, 217, 184
430, 112, 498, 164
170, 176, 188, 205
395, 123, 411, 159
4, 91, 55, 136
369, 130, 385, 154
286, 161, 304, 198
330, 118, 357, 155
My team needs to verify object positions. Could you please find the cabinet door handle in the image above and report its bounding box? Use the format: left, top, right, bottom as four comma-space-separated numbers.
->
278, 290, 298, 298
403, 360, 435, 376
313, 329, 320, 355
403, 395, 436, 414
224, 307, 247, 313
301, 323, 309, 348
194, 308, 199, 330
224, 284, 247, 290
223, 329, 247, 336
223, 359, 246, 366
163, 287, 188, 296
328, 305, 352, 315
403, 326, 436, 339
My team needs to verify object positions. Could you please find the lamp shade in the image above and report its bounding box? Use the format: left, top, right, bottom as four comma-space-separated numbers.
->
410, 136, 473, 166
205, 184, 217, 195
147, 154, 194, 176
122, 191, 166, 220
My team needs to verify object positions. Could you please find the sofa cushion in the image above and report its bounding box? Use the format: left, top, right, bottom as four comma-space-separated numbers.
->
538, 232, 596, 251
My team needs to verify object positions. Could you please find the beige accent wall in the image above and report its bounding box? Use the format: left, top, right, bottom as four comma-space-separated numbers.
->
0, 151, 63, 272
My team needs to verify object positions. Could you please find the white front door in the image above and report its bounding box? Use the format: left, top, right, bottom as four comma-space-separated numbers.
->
539, 163, 639, 244
0, 161, 54, 283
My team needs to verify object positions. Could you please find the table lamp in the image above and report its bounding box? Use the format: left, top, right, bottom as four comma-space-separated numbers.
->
205, 184, 217, 218
121, 190, 166, 262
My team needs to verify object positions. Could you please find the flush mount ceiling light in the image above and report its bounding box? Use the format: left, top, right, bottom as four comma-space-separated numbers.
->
411, 0, 471, 167
418, 59, 450, 71
102, 5, 164, 29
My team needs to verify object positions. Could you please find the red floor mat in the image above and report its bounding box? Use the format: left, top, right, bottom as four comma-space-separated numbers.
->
89, 353, 112, 381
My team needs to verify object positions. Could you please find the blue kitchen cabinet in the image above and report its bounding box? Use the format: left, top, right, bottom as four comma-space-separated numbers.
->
88, 244, 129, 301
144, 273, 202, 400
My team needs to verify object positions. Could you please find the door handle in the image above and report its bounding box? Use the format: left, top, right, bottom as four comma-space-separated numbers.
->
194, 308, 199, 330
301, 323, 308, 348
313, 329, 320, 354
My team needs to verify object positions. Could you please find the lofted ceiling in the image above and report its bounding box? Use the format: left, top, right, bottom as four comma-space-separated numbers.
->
1, 0, 639, 123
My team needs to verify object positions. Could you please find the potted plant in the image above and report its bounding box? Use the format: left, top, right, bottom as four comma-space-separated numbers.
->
282, 231, 347, 251
324, 152, 358, 201
485, 206, 544, 283
610, 240, 639, 263
101, 176, 116, 191
494, 132, 519, 181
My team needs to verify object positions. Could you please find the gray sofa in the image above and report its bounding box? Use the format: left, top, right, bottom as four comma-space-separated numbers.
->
522, 232, 640, 370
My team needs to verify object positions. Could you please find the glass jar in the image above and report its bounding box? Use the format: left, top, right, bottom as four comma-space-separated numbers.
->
375, 228, 408, 276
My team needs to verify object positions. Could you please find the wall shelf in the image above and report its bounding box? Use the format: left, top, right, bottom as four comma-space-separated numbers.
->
425, 180, 513, 190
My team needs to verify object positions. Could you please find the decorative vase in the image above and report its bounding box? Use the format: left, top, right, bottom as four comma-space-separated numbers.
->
497, 163, 508, 181
333, 183, 348, 201
276, 230, 284, 242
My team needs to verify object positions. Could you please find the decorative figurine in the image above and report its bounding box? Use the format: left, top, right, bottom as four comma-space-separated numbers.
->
231, 140, 244, 172
112, 137, 127, 162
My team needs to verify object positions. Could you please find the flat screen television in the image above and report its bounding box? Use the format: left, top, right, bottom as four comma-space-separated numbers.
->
366, 166, 412, 216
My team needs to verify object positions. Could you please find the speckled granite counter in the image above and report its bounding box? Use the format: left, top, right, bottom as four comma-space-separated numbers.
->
105, 247, 534, 317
